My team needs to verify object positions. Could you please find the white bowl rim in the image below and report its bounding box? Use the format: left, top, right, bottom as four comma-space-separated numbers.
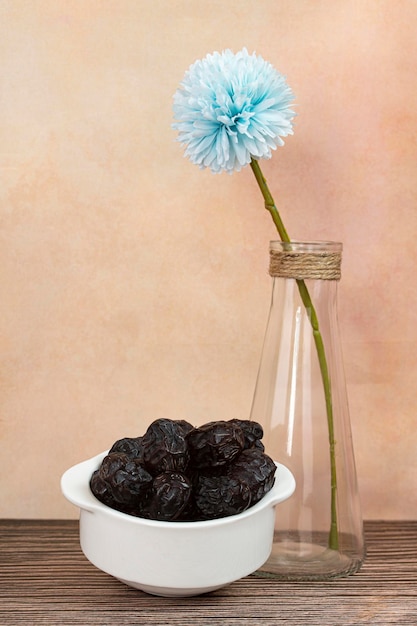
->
61, 450, 296, 529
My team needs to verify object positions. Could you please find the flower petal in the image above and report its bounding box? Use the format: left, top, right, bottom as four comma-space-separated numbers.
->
173, 48, 295, 174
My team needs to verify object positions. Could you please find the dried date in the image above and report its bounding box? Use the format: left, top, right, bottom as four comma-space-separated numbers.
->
145, 472, 192, 521
109, 436, 145, 461
229, 448, 276, 505
194, 474, 252, 520
141, 418, 193, 474
186, 420, 245, 469
229, 419, 265, 451
94, 452, 153, 508
90, 470, 120, 510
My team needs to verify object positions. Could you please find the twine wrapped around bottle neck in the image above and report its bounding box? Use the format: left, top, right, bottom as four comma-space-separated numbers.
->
269, 248, 342, 281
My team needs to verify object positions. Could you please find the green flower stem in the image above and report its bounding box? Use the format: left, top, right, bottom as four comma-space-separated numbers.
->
250, 158, 339, 551
249, 158, 290, 243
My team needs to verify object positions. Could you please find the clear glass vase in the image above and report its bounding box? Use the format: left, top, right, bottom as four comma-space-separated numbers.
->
251, 241, 365, 580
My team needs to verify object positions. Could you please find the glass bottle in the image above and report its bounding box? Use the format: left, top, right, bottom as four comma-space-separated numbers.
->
251, 241, 365, 580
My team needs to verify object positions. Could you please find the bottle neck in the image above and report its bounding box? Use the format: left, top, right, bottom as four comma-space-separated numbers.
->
269, 241, 342, 282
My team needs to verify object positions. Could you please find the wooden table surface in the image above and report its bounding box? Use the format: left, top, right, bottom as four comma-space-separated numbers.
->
1, 520, 416, 625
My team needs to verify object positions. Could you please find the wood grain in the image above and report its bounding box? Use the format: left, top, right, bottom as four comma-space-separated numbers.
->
1, 520, 416, 625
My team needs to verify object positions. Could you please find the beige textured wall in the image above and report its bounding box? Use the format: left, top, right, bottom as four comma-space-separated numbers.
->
1, 0, 416, 519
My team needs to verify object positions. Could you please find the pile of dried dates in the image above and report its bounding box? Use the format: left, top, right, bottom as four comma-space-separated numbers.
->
90, 418, 276, 522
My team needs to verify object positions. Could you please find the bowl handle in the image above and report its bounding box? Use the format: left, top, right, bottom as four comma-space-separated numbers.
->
270, 463, 296, 507
61, 457, 102, 514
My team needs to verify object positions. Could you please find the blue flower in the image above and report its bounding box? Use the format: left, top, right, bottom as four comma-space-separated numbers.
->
172, 48, 295, 173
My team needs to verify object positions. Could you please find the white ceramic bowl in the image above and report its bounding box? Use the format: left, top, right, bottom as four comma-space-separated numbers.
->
61, 451, 295, 597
